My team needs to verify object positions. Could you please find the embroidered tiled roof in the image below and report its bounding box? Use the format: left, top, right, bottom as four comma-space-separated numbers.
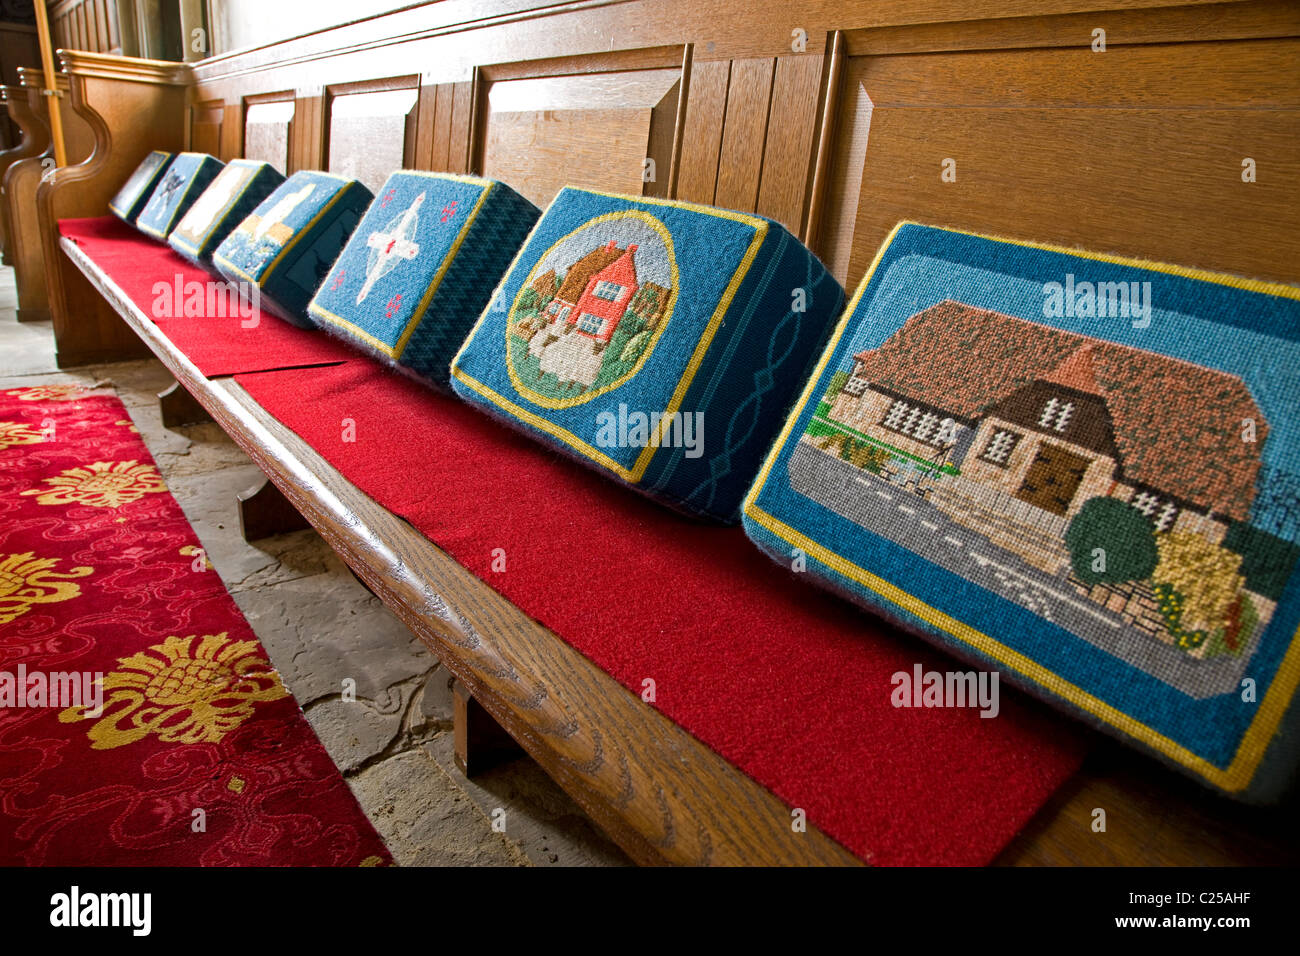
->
555, 241, 624, 303
1043, 344, 1102, 395
852, 300, 1266, 520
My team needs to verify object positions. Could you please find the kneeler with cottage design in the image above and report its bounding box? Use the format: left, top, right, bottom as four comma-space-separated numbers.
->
743, 221, 1300, 801
213, 170, 373, 328
308, 171, 539, 388
450, 187, 845, 522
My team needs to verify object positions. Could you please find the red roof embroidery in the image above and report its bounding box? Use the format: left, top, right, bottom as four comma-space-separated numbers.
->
851, 300, 1266, 521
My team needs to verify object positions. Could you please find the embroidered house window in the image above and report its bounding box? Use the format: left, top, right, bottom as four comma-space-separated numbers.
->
880, 398, 957, 448
1038, 397, 1075, 432
843, 374, 869, 397
981, 429, 1022, 466
577, 312, 605, 336
1131, 489, 1180, 531
592, 280, 624, 302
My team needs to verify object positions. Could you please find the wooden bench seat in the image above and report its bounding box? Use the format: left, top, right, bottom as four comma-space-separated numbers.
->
33, 0, 1300, 865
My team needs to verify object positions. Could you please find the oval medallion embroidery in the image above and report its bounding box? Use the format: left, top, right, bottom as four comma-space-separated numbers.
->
506, 210, 677, 408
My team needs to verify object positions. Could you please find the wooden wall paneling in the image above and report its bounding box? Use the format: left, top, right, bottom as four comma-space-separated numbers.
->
674, 57, 729, 205
410, 80, 438, 170
804, 30, 845, 251
713, 57, 774, 212
430, 81, 455, 170
105, 0, 120, 52
289, 89, 324, 173
189, 97, 223, 157
93, 0, 108, 52
819, 28, 1300, 290
402, 96, 418, 171
243, 92, 295, 169
37, 50, 190, 366
674, 45, 827, 234
8, 71, 95, 323
325, 75, 419, 192
476, 48, 685, 209
448, 78, 474, 174
219, 97, 242, 160
755, 51, 827, 237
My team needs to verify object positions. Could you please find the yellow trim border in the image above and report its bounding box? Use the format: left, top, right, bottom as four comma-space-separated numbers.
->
505, 209, 680, 410
169, 160, 267, 255
742, 219, 1300, 793
307, 172, 496, 356
451, 187, 768, 484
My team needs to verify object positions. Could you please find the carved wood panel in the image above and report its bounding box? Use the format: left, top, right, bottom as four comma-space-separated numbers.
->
325, 77, 419, 192
476, 50, 686, 210
51, 0, 118, 53
676, 50, 827, 237
411, 78, 473, 174
821, 18, 1300, 288
189, 98, 223, 157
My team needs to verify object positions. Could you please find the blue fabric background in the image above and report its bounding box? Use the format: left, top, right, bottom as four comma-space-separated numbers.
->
308, 172, 539, 387
213, 171, 372, 328
743, 222, 1300, 798
452, 187, 843, 520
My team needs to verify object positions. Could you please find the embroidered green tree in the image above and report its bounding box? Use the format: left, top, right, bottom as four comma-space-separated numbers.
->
1065, 497, 1158, 586
516, 287, 541, 318
628, 285, 663, 326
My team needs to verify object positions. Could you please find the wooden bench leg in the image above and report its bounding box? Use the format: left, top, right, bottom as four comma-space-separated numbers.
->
158, 382, 214, 428
237, 477, 311, 541
454, 679, 525, 777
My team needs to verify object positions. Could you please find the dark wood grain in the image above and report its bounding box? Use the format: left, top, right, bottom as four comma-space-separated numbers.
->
0, 82, 50, 263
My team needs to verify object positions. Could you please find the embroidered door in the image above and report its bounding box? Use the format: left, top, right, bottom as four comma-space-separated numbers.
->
1015, 443, 1088, 517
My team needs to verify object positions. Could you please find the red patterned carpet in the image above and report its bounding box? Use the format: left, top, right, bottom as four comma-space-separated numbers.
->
0, 383, 391, 865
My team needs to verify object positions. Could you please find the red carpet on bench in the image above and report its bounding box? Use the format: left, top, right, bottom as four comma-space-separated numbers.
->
0, 383, 390, 865
59, 217, 355, 377
237, 360, 1089, 866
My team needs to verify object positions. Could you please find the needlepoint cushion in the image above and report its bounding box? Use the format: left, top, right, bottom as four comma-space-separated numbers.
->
742, 220, 1300, 801
449, 187, 844, 522
109, 151, 172, 226
135, 152, 224, 240
167, 159, 286, 268
307, 171, 539, 388
213, 170, 373, 328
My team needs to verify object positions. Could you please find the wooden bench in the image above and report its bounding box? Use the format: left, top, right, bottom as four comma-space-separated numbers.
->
33, 0, 1300, 865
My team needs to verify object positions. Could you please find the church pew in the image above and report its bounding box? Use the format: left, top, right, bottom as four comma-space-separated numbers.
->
0, 82, 51, 266
35, 0, 1300, 865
